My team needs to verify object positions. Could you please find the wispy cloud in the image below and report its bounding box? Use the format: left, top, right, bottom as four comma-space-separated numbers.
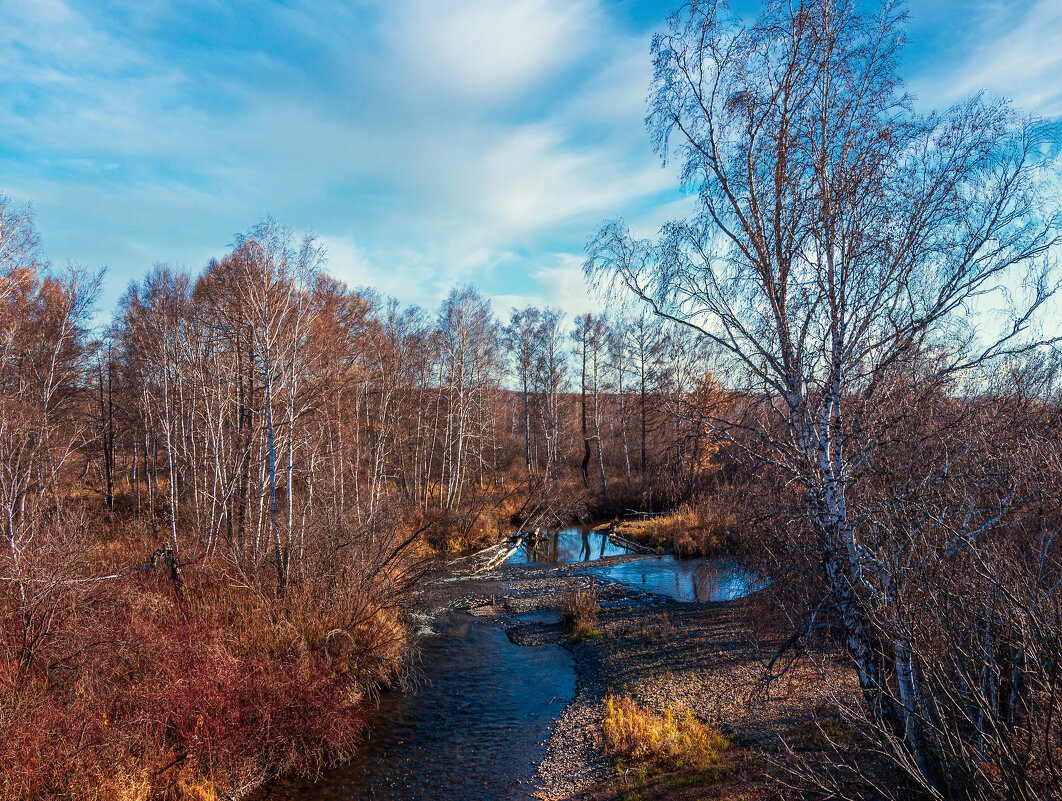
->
0, 0, 1055, 322
907, 0, 1062, 116
0, 0, 674, 318
384, 0, 598, 103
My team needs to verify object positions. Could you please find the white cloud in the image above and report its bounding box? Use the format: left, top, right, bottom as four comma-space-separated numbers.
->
910, 0, 1062, 116
528, 254, 606, 319
468, 122, 671, 235
0, 0, 674, 317
385, 0, 597, 103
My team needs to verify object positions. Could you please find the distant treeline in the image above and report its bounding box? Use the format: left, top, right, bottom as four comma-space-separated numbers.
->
9, 208, 729, 588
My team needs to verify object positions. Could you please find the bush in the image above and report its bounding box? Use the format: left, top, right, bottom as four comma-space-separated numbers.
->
558, 585, 600, 638
0, 545, 411, 801
417, 507, 500, 554
602, 695, 729, 772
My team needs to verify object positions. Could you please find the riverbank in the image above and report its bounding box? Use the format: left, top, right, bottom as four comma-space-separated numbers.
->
253, 546, 863, 801
473, 556, 861, 801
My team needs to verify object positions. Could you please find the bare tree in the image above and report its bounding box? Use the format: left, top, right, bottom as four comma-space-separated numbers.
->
587, 0, 1060, 794
437, 287, 501, 511
506, 307, 542, 492
626, 310, 665, 476
229, 220, 325, 593
572, 314, 593, 489
608, 316, 633, 479
534, 309, 568, 483
573, 314, 609, 492
0, 195, 99, 646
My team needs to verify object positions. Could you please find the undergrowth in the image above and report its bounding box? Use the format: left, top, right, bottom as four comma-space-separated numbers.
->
559, 584, 600, 638
602, 695, 730, 774
0, 538, 410, 801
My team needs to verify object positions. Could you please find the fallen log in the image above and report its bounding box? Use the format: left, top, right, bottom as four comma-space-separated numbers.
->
474, 537, 524, 574
605, 531, 656, 554
463, 540, 510, 562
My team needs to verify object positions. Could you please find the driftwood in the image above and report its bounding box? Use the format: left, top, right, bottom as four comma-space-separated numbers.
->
0, 542, 185, 594
458, 484, 554, 571
464, 540, 509, 562
604, 531, 656, 554
590, 520, 657, 554
462, 506, 548, 574
474, 536, 524, 574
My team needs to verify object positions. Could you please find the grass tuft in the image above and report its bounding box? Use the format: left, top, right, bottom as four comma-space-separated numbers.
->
559, 585, 600, 638
602, 695, 730, 773
570, 629, 603, 642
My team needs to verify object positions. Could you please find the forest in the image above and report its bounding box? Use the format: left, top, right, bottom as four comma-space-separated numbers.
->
0, 199, 733, 798
3, 0, 1062, 799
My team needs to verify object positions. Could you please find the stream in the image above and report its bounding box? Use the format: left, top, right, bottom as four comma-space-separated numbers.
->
593, 555, 763, 603
261, 596, 575, 801
507, 526, 634, 564
509, 526, 763, 602
256, 529, 760, 801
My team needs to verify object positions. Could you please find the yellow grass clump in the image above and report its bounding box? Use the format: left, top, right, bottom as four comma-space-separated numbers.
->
602, 695, 729, 772
614, 503, 742, 557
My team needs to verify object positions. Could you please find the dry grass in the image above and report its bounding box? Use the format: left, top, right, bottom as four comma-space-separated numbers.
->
559, 584, 601, 639
602, 695, 730, 773
417, 506, 506, 554
614, 502, 742, 558
0, 526, 415, 801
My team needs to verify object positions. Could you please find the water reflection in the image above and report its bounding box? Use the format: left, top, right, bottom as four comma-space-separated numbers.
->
507, 528, 762, 604
594, 556, 762, 602
507, 527, 632, 564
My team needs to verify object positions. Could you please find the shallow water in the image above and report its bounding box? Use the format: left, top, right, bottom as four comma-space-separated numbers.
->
508, 528, 762, 604
507, 527, 633, 564
593, 555, 762, 602
257, 545, 760, 800
258, 607, 575, 801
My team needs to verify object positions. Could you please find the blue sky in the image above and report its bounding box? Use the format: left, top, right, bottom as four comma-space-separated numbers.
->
1, 0, 1060, 321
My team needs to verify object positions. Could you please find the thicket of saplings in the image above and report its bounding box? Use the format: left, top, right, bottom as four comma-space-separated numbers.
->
734, 383, 1062, 800
0, 200, 736, 800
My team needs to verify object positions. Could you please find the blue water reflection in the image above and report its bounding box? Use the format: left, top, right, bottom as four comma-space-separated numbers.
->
593, 555, 762, 602
507, 527, 632, 564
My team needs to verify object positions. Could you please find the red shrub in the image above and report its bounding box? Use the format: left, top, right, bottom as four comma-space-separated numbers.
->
0, 571, 377, 800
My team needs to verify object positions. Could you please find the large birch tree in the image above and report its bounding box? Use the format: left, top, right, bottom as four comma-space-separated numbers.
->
586, 0, 1060, 794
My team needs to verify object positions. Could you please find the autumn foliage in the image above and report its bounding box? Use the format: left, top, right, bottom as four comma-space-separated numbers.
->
0, 563, 391, 799
0, 190, 738, 798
